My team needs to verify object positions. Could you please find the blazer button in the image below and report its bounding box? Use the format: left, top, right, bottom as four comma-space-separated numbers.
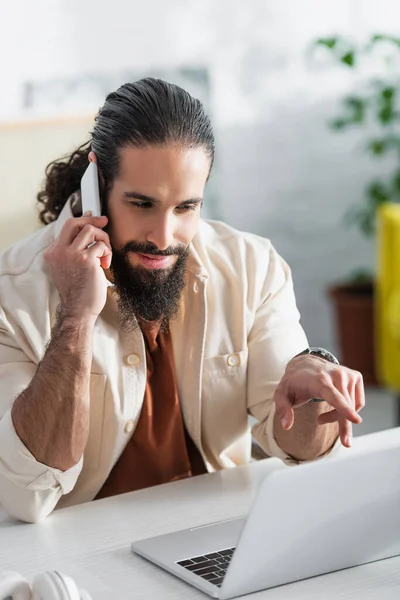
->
124, 420, 135, 433
227, 353, 240, 367
125, 353, 140, 366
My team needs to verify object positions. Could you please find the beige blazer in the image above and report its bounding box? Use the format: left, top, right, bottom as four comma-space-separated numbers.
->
0, 201, 308, 522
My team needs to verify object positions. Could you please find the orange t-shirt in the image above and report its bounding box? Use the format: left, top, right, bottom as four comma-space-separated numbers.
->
95, 325, 206, 500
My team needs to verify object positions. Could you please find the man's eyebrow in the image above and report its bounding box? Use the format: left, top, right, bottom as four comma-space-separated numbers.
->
123, 191, 203, 205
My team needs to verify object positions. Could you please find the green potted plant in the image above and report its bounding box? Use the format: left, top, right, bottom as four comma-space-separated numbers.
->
313, 34, 400, 385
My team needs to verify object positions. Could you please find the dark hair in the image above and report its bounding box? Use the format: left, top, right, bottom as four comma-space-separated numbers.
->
37, 78, 215, 225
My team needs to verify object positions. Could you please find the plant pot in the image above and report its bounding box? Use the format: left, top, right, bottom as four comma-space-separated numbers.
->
328, 281, 378, 386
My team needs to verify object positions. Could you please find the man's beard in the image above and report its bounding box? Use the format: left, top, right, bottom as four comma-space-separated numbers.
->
110, 241, 189, 332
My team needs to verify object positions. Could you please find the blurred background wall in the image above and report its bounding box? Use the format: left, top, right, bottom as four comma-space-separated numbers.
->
0, 0, 399, 430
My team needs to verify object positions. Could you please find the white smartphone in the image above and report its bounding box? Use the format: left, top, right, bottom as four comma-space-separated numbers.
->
80, 161, 102, 217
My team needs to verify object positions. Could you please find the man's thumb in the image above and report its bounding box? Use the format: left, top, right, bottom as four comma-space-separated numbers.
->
274, 389, 294, 430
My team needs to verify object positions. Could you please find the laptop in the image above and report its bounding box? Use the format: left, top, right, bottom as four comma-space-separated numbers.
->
131, 429, 400, 599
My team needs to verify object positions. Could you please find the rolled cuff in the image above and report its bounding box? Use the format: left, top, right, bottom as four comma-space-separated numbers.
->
252, 402, 342, 465
0, 408, 83, 494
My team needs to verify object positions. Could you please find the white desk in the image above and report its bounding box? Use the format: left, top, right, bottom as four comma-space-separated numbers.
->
1, 430, 400, 600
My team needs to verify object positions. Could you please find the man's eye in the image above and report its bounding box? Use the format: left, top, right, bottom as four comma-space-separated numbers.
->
133, 201, 153, 209
176, 204, 197, 212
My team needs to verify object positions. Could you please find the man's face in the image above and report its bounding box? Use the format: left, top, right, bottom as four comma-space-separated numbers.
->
105, 144, 211, 327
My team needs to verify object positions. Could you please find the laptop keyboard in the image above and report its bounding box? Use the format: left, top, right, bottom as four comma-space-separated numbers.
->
177, 547, 236, 588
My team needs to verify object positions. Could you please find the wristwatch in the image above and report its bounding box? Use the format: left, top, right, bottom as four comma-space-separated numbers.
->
294, 347, 340, 403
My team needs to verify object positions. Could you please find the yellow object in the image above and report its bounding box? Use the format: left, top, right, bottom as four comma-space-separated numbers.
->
376, 203, 400, 389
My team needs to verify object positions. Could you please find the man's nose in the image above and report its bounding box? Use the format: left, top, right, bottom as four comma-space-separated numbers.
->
146, 214, 175, 251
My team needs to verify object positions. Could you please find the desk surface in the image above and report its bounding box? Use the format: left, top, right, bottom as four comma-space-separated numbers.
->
1, 430, 400, 600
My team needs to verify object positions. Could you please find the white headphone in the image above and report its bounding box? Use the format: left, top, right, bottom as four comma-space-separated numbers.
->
0, 571, 92, 600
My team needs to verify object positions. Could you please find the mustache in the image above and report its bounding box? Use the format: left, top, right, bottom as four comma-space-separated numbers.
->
120, 241, 188, 257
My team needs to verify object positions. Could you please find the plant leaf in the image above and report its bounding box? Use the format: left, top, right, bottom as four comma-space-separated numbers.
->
341, 51, 355, 67
367, 135, 400, 156
349, 268, 374, 283
368, 139, 387, 155
378, 105, 395, 124
315, 37, 338, 50
370, 34, 400, 48
381, 86, 395, 100
330, 117, 350, 130
345, 96, 365, 122
344, 203, 378, 238
392, 170, 400, 197
366, 181, 390, 206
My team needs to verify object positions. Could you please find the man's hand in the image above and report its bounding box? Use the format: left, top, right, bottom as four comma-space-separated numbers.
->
44, 214, 112, 321
12, 214, 112, 472
274, 355, 364, 448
